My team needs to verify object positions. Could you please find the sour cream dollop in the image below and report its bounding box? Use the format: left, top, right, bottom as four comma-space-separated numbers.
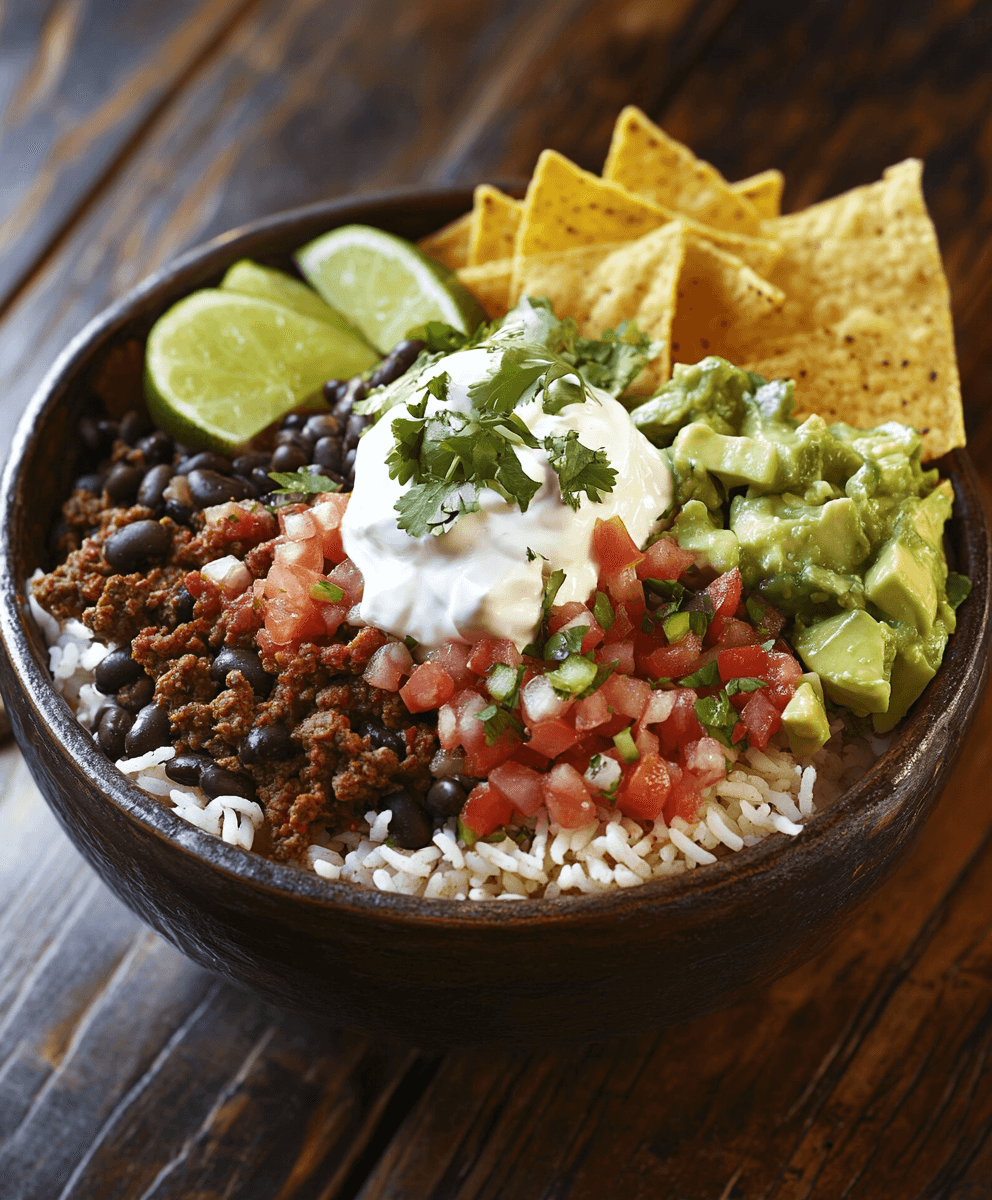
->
340, 348, 672, 650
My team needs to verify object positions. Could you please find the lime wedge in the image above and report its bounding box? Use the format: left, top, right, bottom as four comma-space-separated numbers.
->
295, 224, 485, 353
144, 289, 379, 453
220, 259, 376, 350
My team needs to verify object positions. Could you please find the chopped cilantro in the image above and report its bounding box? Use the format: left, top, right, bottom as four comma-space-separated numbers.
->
544, 625, 586, 661
309, 580, 344, 603
541, 430, 618, 511
725, 677, 767, 696
593, 591, 614, 631
404, 635, 418, 651
694, 691, 737, 748
474, 702, 524, 746
268, 470, 341, 495
679, 661, 720, 688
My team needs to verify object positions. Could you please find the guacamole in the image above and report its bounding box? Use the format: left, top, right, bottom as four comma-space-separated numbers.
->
628, 357, 970, 734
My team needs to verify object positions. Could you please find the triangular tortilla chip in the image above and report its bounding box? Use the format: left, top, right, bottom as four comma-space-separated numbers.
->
670, 235, 786, 368
457, 258, 514, 319
513, 223, 687, 393
417, 212, 472, 270
514, 149, 780, 293
603, 106, 762, 236
738, 160, 963, 460
730, 169, 784, 220
468, 185, 522, 266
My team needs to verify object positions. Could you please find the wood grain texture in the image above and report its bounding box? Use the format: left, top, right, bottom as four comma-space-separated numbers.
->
0, 0, 255, 314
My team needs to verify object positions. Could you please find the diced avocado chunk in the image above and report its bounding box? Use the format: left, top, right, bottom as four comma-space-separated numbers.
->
731, 494, 871, 579
628, 356, 757, 445
671, 422, 782, 489
671, 500, 739, 573
911, 479, 953, 547
864, 535, 939, 635
799, 671, 826, 707
782, 681, 831, 757
872, 641, 938, 733
794, 609, 895, 714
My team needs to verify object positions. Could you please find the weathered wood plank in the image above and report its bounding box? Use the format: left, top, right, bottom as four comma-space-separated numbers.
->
0, 0, 255, 314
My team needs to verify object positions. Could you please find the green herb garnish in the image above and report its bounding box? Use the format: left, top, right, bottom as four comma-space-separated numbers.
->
309, 580, 344, 603
268, 470, 341, 495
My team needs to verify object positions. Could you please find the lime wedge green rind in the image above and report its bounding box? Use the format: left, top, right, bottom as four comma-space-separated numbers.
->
220, 259, 378, 351
295, 224, 485, 354
144, 289, 379, 454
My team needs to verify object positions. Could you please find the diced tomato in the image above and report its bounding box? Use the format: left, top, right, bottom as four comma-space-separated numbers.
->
489, 761, 545, 817
634, 689, 677, 734
603, 565, 644, 608
509, 743, 551, 771
425, 641, 475, 688
326, 558, 364, 608
548, 602, 588, 633
707, 615, 759, 648
764, 651, 804, 709
527, 717, 581, 759
363, 642, 413, 691
273, 536, 324, 573
617, 753, 672, 821
558, 612, 606, 653
593, 515, 645, 575
574, 690, 610, 731
399, 662, 455, 713
706, 568, 743, 617
664, 765, 703, 824
543, 763, 598, 829
467, 636, 522, 675
595, 639, 634, 674
635, 727, 660, 758
461, 782, 513, 838
718, 644, 771, 682
308, 494, 350, 564
684, 737, 729, 787
280, 509, 317, 541
602, 603, 635, 644
747, 595, 787, 638
740, 688, 781, 747
657, 688, 703, 755
637, 537, 696, 581
639, 635, 703, 681
263, 562, 325, 644
600, 674, 651, 720
202, 501, 276, 546
316, 601, 349, 638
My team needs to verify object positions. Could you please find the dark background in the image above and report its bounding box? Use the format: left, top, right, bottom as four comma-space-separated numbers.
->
1, 1, 992, 1196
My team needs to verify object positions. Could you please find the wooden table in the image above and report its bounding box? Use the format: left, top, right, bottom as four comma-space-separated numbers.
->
2, 1, 992, 1195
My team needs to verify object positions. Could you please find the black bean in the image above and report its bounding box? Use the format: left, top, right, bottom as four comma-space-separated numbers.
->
136, 430, 174, 465
453, 774, 480, 794
117, 675, 155, 713
381, 789, 433, 850
343, 447, 357, 476
164, 499, 194, 526
97, 418, 120, 445
74, 472, 106, 494
97, 705, 134, 759
95, 647, 142, 694
175, 451, 233, 476
137, 463, 174, 511
312, 436, 342, 472
105, 519, 171, 573
124, 703, 171, 757
239, 723, 294, 765
211, 647, 272, 697
330, 376, 366, 424
303, 413, 339, 441
323, 380, 347, 407
368, 338, 425, 389
104, 463, 146, 503
78, 416, 110, 453
200, 763, 256, 801
119, 410, 152, 445
249, 466, 275, 495
232, 451, 271, 475
270, 443, 309, 473
173, 584, 195, 623
425, 778, 466, 818
344, 412, 368, 451
280, 411, 309, 430
165, 752, 212, 786
187, 469, 254, 509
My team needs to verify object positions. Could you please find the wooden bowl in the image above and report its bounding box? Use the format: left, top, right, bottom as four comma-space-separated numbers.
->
0, 190, 989, 1047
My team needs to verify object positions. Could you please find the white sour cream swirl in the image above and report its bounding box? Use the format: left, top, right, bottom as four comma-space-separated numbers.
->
341, 348, 672, 650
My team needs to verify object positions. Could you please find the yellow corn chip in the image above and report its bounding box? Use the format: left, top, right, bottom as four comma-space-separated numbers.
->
669, 236, 786, 368
738, 160, 963, 460
417, 212, 472, 270
514, 149, 781, 294
730, 169, 784, 220
468, 185, 522, 266
513, 223, 687, 393
457, 258, 514, 320
603, 106, 763, 236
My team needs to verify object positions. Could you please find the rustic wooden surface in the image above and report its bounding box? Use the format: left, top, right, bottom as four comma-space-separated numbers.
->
2, 1, 992, 1195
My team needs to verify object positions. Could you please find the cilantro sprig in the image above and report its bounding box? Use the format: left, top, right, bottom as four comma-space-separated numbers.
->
268, 470, 341, 495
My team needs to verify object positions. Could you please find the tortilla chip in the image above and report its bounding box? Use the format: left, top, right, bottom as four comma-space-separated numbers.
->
417, 212, 472, 270
730, 169, 784, 220
514, 149, 780, 289
457, 258, 514, 319
670, 236, 786, 369
514, 223, 687, 393
738, 160, 963, 460
603, 106, 762, 236
468, 185, 522, 266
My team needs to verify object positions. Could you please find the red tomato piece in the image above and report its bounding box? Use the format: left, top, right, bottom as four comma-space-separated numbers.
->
489, 761, 545, 817
594, 639, 635, 675
558, 613, 606, 652
600, 674, 652, 720
399, 662, 455, 713
467, 636, 522, 675
639, 636, 703, 681
542, 763, 597, 829
741, 688, 782, 747
658, 688, 703, 754
604, 565, 644, 608
527, 717, 581, 759
308, 494, 350, 564
273, 536, 324, 573
637, 537, 696, 581
708, 615, 759, 649
664, 766, 703, 824
684, 737, 729, 787
706, 568, 743, 617
363, 642, 414, 692
425, 641, 475, 688
602, 603, 635, 644
461, 783, 513, 838
617, 753, 672, 821
718, 644, 771, 682
764, 651, 804, 710
593, 515, 645, 575
574, 690, 610, 731
548, 602, 588, 633
326, 558, 364, 608
279, 509, 317, 541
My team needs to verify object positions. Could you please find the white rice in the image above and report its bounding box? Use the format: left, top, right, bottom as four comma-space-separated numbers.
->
35, 584, 883, 901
